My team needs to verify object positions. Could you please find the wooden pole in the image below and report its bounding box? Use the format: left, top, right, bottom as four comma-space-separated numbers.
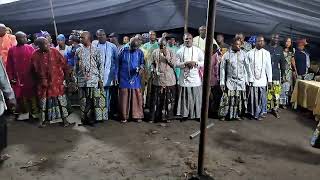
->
49, 0, 58, 37
197, 0, 217, 176
184, 0, 189, 33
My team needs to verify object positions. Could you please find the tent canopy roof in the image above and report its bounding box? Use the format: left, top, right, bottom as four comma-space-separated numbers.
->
0, 0, 319, 42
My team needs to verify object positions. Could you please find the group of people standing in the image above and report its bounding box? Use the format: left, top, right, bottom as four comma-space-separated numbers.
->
0, 23, 314, 160
213, 34, 311, 121
0, 23, 313, 129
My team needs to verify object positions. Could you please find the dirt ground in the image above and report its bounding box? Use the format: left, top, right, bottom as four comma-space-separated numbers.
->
0, 108, 319, 180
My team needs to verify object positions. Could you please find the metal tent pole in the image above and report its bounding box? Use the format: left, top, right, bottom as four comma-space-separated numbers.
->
197, 0, 217, 177
184, 0, 190, 33
49, 0, 58, 37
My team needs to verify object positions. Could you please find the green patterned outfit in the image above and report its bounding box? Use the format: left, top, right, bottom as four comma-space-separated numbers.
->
79, 88, 107, 123
267, 81, 281, 111
39, 95, 69, 123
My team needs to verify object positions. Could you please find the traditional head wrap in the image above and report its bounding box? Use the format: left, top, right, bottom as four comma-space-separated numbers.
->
248, 35, 257, 45
57, 34, 66, 41
36, 30, 50, 38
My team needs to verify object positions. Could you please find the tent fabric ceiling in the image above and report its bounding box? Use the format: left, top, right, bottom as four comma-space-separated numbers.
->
0, 0, 319, 41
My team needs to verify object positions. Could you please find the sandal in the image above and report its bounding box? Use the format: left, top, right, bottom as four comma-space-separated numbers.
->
121, 120, 128, 123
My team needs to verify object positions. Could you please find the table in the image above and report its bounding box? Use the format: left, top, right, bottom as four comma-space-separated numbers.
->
291, 80, 320, 121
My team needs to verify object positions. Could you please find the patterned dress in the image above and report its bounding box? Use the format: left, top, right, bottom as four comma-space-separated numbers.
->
76, 45, 107, 124
31, 48, 69, 123
280, 50, 294, 105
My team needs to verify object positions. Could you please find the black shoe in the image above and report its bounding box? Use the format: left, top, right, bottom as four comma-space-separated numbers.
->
272, 111, 280, 119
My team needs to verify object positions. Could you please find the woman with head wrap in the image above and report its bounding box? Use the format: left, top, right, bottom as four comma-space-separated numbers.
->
56, 34, 69, 56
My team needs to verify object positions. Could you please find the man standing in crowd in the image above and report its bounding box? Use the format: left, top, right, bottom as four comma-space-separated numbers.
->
216, 34, 229, 55
31, 37, 72, 127
76, 31, 107, 126
65, 35, 82, 68
116, 37, 145, 123
219, 38, 253, 120
235, 33, 252, 52
0, 24, 17, 66
193, 25, 218, 52
64, 34, 82, 107
176, 33, 204, 120
167, 34, 180, 83
56, 34, 69, 56
109, 32, 122, 51
149, 38, 176, 123
0, 56, 16, 162
209, 44, 221, 118
294, 39, 312, 80
265, 34, 286, 118
96, 29, 118, 120
122, 36, 130, 45
247, 35, 272, 121
167, 34, 179, 53
141, 31, 159, 107
6, 31, 37, 121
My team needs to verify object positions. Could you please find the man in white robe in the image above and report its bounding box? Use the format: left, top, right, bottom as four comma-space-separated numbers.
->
246, 35, 272, 120
176, 33, 204, 120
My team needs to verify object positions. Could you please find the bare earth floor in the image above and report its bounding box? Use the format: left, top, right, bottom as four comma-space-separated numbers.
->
0, 109, 319, 180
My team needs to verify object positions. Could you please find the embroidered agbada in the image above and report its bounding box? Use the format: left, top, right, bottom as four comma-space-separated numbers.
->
76, 45, 103, 88
32, 48, 68, 98
96, 41, 118, 87
31, 48, 69, 122
76, 45, 107, 123
149, 48, 177, 122
220, 49, 253, 91
246, 48, 272, 119
246, 48, 273, 87
219, 49, 253, 119
176, 46, 204, 87
0, 33, 17, 66
6, 44, 38, 115
7, 45, 35, 98
176, 46, 204, 119
116, 47, 145, 120
96, 41, 118, 118
151, 48, 176, 87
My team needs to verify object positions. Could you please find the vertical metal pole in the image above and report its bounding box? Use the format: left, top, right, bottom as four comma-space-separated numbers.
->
197, 0, 217, 176
184, 0, 189, 33
49, 0, 58, 37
